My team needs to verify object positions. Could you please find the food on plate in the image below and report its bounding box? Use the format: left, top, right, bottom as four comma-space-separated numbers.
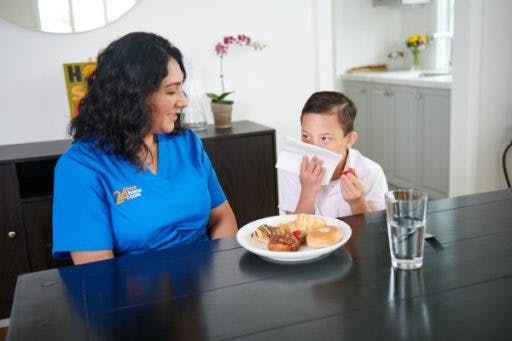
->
249, 215, 344, 252
292, 230, 307, 245
279, 213, 325, 235
341, 167, 356, 176
251, 224, 285, 243
306, 225, 343, 248
268, 234, 302, 252
295, 213, 325, 232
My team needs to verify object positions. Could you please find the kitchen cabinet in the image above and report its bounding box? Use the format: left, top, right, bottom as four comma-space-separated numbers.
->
344, 81, 370, 156
392, 86, 421, 189
344, 80, 450, 198
0, 120, 278, 319
367, 85, 396, 176
419, 88, 450, 195
0, 164, 30, 320
195, 121, 278, 227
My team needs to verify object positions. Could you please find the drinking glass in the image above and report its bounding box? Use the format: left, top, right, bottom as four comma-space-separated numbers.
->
385, 190, 429, 269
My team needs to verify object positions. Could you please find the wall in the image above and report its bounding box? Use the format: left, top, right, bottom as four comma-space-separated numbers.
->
2, 0, 510, 197
450, 0, 512, 195
333, 0, 437, 88
0, 0, 333, 148
334, 0, 511, 194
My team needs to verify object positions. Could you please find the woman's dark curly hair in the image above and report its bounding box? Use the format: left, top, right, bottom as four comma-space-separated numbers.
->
71, 32, 187, 167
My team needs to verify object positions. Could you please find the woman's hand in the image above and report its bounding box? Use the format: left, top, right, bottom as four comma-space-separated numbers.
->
294, 155, 325, 214
340, 170, 370, 215
208, 201, 237, 239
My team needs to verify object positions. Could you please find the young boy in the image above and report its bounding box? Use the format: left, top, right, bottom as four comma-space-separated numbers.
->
279, 91, 388, 217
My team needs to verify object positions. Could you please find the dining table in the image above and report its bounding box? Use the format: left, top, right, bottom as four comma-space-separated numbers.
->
7, 189, 512, 340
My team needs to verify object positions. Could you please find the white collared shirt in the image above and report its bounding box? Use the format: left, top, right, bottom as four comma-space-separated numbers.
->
279, 148, 388, 218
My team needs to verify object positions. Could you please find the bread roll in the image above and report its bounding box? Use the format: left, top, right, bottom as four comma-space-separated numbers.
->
306, 225, 342, 248
293, 213, 326, 233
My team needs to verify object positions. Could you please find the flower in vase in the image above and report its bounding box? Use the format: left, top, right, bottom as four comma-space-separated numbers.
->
207, 34, 265, 105
406, 34, 431, 52
406, 34, 431, 69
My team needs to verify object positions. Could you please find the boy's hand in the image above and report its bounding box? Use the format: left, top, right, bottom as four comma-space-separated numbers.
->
299, 155, 325, 195
340, 170, 370, 214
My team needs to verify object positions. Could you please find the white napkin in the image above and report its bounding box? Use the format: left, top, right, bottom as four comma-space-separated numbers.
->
275, 136, 343, 185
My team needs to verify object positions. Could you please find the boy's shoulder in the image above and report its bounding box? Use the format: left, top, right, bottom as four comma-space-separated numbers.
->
349, 148, 384, 175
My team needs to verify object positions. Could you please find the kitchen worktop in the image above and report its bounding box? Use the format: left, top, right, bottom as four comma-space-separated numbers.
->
341, 70, 452, 89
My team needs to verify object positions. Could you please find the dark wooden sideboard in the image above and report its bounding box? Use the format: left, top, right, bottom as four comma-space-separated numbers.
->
0, 120, 278, 319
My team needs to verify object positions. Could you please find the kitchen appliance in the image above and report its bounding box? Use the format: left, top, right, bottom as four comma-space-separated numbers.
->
373, 0, 430, 6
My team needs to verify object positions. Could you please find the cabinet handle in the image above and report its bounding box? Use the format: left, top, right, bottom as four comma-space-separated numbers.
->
360, 88, 366, 94
8, 231, 16, 238
416, 94, 423, 100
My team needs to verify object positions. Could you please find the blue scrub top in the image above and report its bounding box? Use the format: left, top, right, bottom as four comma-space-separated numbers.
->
52, 129, 226, 258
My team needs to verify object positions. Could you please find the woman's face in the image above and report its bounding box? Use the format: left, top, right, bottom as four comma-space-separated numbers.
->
301, 112, 356, 156
146, 58, 187, 134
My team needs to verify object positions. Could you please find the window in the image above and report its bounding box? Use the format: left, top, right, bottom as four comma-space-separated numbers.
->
435, 0, 454, 71
38, 0, 135, 33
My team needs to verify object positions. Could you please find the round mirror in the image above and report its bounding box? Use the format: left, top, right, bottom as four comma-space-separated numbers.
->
0, 0, 138, 34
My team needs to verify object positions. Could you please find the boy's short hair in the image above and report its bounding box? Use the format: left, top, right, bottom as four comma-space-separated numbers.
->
301, 91, 357, 135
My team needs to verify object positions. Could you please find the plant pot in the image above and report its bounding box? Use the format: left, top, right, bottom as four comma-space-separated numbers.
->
211, 102, 232, 129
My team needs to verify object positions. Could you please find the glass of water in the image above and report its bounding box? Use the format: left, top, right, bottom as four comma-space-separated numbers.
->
385, 190, 429, 269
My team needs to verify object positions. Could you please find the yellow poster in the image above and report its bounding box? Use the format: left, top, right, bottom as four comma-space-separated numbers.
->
62, 62, 96, 119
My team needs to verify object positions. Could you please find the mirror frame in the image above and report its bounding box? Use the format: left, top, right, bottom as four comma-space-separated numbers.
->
0, 0, 139, 34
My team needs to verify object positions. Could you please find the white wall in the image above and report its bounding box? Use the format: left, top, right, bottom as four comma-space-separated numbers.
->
2, 0, 510, 196
0, 0, 333, 148
334, 0, 511, 194
333, 0, 437, 88
333, 0, 401, 82
450, 0, 512, 195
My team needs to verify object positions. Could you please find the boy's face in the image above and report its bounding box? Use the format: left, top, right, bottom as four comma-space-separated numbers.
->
301, 112, 357, 155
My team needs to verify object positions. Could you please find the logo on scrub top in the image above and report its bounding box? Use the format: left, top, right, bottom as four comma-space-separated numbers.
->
112, 185, 142, 205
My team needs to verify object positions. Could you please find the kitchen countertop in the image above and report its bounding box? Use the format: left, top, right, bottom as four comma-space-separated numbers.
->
341, 70, 452, 89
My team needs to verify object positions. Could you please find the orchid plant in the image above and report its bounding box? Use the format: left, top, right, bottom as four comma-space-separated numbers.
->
206, 34, 265, 105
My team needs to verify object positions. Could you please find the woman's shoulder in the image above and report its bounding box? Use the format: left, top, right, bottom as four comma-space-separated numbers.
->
57, 139, 112, 174
59, 140, 95, 162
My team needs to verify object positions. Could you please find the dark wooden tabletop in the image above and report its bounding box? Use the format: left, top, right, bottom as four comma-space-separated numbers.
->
7, 189, 512, 340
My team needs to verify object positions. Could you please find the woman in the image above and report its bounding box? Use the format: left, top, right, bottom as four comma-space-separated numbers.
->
53, 32, 237, 265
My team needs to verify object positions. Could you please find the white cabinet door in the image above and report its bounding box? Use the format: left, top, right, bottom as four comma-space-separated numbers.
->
420, 88, 450, 197
344, 82, 370, 155
393, 86, 421, 189
368, 85, 395, 178
343, 79, 450, 198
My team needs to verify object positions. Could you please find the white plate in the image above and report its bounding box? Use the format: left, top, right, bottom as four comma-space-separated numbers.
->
236, 215, 352, 263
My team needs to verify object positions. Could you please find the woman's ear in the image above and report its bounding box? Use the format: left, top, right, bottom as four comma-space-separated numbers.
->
345, 131, 358, 149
